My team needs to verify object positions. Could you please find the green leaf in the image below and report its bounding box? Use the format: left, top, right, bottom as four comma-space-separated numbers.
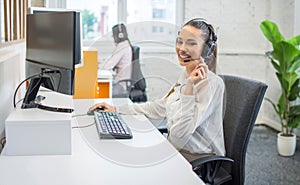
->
288, 114, 300, 128
270, 58, 281, 72
260, 20, 284, 44
288, 105, 300, 128
287, 34, 300, 49
276, 73, 288, 93
289, 105, 300, 117
277, 94, 286, 117
265, 97, 279, 114
282, 72, 299, 92
288, 58, 300, 72
273, 41, 300, 71
288, 79, 300, 101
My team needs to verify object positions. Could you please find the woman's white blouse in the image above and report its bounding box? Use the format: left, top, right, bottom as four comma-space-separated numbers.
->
116, 71, 225, 156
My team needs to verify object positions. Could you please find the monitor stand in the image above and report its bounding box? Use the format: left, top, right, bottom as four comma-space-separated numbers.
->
21, 76, 74, 113
21, 76, 54, 109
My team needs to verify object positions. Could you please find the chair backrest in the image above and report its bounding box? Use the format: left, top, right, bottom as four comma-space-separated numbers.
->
131, 46, 146, 89
129, 46, 147, 102
221, 75, 267, 185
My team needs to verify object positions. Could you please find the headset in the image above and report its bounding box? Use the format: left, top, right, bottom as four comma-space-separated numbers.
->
185, 18, 218, 61
118, 24, 124, 39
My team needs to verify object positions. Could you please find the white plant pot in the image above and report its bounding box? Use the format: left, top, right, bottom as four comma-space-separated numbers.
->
277, 133, 296, 156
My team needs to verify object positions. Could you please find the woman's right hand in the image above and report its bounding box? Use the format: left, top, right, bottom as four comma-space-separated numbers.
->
89, 102, 116, 112
188, 62, 208, 85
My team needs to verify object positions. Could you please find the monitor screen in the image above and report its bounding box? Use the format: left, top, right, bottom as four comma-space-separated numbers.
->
22, 11, 82, 110
26, 11, 81, 69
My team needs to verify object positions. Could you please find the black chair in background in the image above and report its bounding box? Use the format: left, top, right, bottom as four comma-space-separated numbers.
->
190, 75, 268, 185
112, 46, 147, 102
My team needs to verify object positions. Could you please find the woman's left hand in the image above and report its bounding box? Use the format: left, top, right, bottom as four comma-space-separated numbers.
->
188, 62, 208, 85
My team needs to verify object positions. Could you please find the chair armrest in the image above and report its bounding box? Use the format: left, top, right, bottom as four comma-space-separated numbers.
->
190, 155, 234, 169
113, 79, 134, 86
113, 79, 134, 93
190, 155, 234, 184
158, 127, 168, 134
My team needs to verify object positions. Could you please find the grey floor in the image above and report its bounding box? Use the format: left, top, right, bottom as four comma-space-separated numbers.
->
245, 125, 300, 185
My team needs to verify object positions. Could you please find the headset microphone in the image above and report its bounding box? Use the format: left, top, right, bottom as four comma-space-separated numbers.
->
183, 58, 201, 62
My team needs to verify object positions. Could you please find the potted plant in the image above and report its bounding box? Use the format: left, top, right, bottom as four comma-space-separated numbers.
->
260, 20, 300, 156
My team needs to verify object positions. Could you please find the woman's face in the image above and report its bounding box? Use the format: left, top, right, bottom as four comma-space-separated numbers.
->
176, 25, 205, 67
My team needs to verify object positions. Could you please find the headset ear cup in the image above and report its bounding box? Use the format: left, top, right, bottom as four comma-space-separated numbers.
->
202, 41, 216, 61
201, 44, 209, 59
118, 24, 124, 39
207, 41, 215, 58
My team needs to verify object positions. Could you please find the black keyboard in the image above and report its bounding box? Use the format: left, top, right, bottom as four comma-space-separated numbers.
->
94, 111, 133, 139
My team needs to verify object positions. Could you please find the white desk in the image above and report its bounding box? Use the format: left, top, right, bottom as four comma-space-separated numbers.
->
0, 97, 204, 185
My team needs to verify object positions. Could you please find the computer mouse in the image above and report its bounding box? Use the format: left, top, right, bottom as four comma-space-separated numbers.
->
87, 107, 104, 115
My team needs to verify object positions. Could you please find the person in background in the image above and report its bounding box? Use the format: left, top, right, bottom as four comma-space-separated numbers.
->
103, 23, 133, 95
91, 18, 225, 162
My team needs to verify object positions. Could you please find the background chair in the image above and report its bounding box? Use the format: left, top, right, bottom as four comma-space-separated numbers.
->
112, 45, 147, 102
190, 75, 268, 185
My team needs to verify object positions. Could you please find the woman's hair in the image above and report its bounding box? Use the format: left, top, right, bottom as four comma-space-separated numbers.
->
112, 23, 129, 43
183, 18, 218, 73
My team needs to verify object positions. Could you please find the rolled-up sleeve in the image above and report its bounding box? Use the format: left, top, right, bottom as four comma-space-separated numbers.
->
116, 98, 167, 120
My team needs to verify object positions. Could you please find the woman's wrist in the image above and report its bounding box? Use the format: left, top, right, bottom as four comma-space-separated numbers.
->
187, 77, 194, 85
183, 78, 194, 95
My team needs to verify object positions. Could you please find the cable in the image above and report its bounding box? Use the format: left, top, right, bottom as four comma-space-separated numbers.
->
1, 137, 5, 144
0, 137, 6, 150
13, 69, 62, 108
72, 114, 89, 118
13, 73, 42, 108
15, 98, 24, 106
72, 121, 95, 129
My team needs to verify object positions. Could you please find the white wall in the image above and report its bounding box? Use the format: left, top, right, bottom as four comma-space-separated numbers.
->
0, 43, 25, 151
185, 0, 295, 130
295, 0, 300, 34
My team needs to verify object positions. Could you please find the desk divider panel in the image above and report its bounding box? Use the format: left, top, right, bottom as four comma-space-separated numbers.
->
73, 50, 98, 99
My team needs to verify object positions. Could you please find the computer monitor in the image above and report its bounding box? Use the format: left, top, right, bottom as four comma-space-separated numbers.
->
22, 11, 81, 110
27, 7, 82, 66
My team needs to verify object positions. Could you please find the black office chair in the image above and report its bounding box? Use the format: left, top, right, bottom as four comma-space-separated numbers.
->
112, 46, 147, 102
190, 75, 268, 185
158, 75, 267, 184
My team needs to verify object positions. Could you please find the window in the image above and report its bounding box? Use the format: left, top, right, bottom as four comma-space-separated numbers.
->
66, 0, 117, 40
0, 0, 28, 44
127, 0, 176, 23
50, 0, 181, 42
152, 8, 166, 19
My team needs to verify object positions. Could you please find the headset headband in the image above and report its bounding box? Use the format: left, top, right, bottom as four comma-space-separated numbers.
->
185, 18, 217, 42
